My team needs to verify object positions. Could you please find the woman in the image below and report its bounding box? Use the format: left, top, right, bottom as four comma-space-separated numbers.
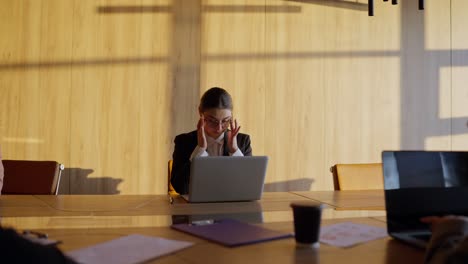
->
170, 87, 252, 194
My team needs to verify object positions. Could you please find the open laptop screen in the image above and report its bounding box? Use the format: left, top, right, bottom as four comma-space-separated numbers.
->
383, 151, 468, 233
187, 156, 268, 203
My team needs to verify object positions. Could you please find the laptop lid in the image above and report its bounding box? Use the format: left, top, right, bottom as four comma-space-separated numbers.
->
382, 151, 468, 248
186, 156, 268, 203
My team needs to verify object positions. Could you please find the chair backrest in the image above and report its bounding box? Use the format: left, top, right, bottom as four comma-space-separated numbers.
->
2, 160, 64, 195
168, 160, 178, 195
330, 163, 383, 190
0, 154, 3, 194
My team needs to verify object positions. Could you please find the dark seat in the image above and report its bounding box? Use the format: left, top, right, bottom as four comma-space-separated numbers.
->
2, 160, 64, 195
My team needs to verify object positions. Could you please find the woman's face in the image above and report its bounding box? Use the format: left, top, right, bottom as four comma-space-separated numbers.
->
201, 108, 232, 138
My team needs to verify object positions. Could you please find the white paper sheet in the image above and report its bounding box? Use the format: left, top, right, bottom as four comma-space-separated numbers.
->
319, 222, 387, 247
67, 234, 193, 264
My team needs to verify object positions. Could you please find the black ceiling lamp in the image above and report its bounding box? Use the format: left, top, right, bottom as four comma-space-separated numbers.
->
369, 0, 425, 16
419, 0, 425, 10
369, 0, 374, 16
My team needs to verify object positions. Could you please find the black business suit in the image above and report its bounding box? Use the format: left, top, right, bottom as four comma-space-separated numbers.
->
170, 130, 252, 195
0, 227, 77, 264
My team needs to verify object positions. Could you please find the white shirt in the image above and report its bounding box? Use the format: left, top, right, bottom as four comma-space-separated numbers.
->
190, 133, 243, 161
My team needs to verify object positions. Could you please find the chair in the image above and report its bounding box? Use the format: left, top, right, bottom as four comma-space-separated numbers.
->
2, 160, 64, 195
330, 163, 383, 190
168, 160, 178, 195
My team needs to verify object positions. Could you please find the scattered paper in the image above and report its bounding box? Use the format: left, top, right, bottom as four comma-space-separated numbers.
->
319, 222, 387, 247
67, 234, 193, 264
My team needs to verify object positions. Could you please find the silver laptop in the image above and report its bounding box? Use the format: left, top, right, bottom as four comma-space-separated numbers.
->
182, 156, 268, 203
382, 150, 468, 248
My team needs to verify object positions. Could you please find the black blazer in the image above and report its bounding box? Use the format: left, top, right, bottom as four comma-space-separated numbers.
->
170, 130, 252, 195
0, 227, 77, 264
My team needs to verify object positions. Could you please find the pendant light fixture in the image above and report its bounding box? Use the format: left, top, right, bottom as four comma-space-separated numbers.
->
369, 0, 425, 16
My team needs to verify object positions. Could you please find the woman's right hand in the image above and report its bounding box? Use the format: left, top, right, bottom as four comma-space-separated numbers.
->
421, 215, 468, 230
197, 115, 207, 149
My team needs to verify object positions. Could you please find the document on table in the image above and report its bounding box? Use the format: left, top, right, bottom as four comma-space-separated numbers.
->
172, 219, 293, 247
319, 222, 387, 247
67, 234, 193, 264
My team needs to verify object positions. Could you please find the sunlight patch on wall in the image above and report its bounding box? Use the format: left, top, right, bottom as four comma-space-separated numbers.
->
438, 67, 451, 119
451, 66, 468, 118
424, 135, 451, 150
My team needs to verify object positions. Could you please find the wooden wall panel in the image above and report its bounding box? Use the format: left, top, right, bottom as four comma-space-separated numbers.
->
0, 0, 463, 194
200, 0, 266, 149
0, 0, 71, 167
399, 0, 451, 151
70, 0, 144, 194
140, 0, 175, 195
69, 0, 174, 194
170, 0, 201, 137
320, 1, 403, 190
264, 1, 328, 191
1, 1, 43, 159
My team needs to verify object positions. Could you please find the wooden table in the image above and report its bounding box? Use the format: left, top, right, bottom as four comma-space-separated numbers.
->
0, 191, 385, 229
39, 218, 422, 264
0, 191, 423, 263
293, 190, 385, 210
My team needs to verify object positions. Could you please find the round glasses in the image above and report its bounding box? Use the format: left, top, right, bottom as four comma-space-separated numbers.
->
205, 117, 231, 128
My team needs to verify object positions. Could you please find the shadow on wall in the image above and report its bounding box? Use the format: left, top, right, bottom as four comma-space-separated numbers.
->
58, 168, 123, 195
263, 178, 314, 192
286, 0, 367, 11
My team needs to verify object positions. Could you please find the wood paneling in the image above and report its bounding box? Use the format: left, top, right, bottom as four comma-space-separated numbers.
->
323, 0, 402, 169
451, 0, 468, 150
68, 0, 174, 194
200, 0, 266, 152
264, 1, 326, 191
0, 0, 464, 194
0, 0, 72, 164
399, 0, 451, 150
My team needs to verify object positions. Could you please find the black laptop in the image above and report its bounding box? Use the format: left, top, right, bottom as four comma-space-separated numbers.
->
382, 150, 468, 248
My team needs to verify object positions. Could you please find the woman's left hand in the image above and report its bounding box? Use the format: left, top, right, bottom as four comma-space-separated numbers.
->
227, 119, 241, 154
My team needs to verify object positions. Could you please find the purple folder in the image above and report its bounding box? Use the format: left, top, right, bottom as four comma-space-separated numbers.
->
171, 219, 293, 247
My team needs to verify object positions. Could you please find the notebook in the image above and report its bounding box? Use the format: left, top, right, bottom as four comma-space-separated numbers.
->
382, 150, 468, 248
182, 156, 268, 203
171, 219, 293, 247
